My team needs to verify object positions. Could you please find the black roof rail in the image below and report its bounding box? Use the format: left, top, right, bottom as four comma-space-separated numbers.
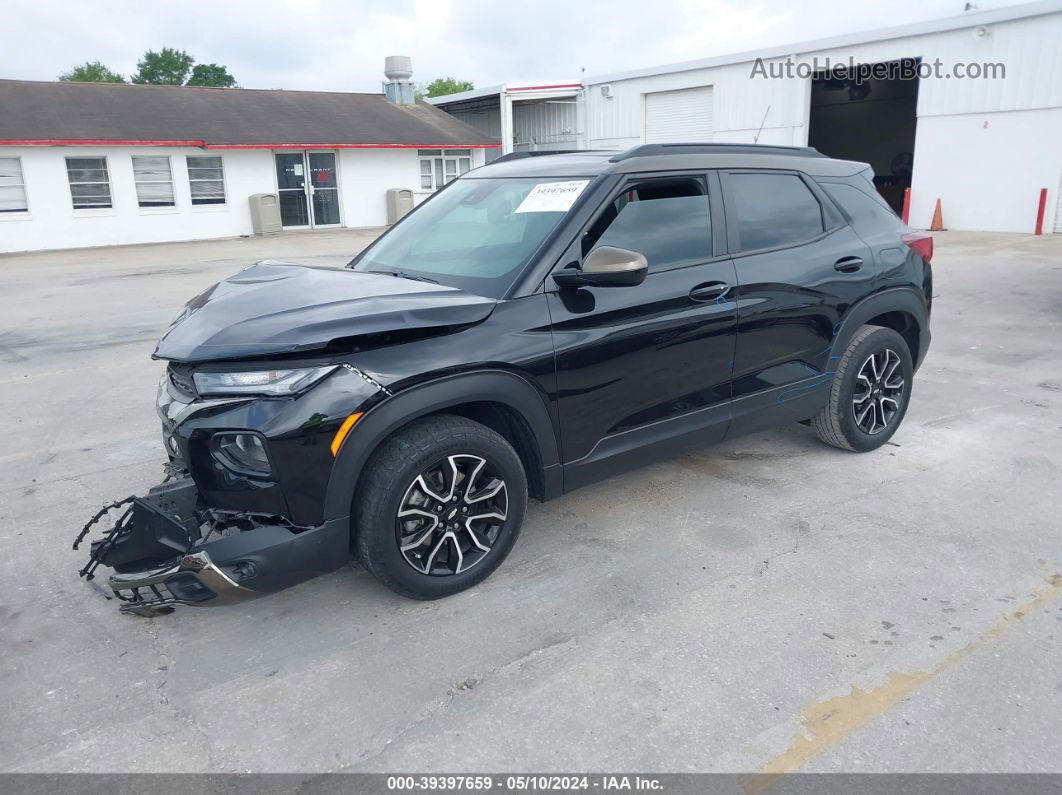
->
609, 143, 827, 162
491, 150, 602, 164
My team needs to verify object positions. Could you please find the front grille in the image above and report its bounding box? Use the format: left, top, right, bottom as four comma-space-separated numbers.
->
167, 363, 197, 400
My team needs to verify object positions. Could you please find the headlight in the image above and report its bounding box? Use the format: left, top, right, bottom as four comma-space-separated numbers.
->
193, 365, 337, 397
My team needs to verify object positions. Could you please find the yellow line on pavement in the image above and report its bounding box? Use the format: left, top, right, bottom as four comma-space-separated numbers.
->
746, 569, 1062, 794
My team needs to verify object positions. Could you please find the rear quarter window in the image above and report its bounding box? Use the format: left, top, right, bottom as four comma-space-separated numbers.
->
820, 182, 903, 236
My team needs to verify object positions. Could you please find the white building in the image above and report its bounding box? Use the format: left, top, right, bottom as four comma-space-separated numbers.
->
425, 81, 584, 163
431, 0, 1062, 234
0, 58, 496, 253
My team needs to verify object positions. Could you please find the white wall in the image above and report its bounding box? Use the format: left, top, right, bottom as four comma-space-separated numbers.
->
1, 147, 274, 253
338, 148, 422, 227
337, 147, 487, 220
0, 146, 488, 253
910, 108, 1062, 233
448, 106, 503, 140
447, 98, 580, 152
586, 12, 1062, 146
582, 10, 1062, 232
512, 100, 581, 151
585, 60, 808, 150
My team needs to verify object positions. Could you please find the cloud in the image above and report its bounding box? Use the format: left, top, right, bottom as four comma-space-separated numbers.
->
4, 0, 1031, 91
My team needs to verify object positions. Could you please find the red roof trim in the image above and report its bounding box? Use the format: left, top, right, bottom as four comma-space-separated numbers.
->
0, 138, 206, 147
507, 83, 583, 92
209, 142, 501, 150
0, 138, 501, 149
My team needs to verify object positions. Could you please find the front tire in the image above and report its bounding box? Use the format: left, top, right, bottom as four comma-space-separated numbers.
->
354, 415, 527, 599
812, 324, 914, 452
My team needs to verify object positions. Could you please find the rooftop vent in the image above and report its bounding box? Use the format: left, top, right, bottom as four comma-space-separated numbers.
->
383, 56, 415, 105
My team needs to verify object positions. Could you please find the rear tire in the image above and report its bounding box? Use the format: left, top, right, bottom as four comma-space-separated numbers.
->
353, 415, 527, 599
812, 324, 913, 452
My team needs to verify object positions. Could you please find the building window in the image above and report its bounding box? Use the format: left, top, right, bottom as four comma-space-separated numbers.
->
186, 156, 226, 205
418, 149, 472, 191
132, 155, 176, 208
66, 157, 113, 210
0, 157, 28, 213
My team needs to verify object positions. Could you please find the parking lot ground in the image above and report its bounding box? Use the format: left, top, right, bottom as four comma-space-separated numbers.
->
1, 229, 1061, 773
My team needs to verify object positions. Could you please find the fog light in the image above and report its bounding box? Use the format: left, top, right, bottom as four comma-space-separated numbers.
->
165, 574, 217, 603
213, 432, 272, 476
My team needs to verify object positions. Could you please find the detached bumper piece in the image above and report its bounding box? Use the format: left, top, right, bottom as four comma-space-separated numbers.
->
108, 550, 254, 617
74, 476, 349, 616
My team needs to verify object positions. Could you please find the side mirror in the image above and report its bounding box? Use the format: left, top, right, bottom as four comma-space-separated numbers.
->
552, 246, 649, 288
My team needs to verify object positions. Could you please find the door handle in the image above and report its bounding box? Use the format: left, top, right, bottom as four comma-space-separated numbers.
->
834, 256, 864, 273
689, 281, 730, 302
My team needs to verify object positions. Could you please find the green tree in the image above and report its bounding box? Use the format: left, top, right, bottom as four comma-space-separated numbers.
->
131, 47, 194, 85
423, 77, 474, 98
58, 61, 125, 83
187, 63, 238, 88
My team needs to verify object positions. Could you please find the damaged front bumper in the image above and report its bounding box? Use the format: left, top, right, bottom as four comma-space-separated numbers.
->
74, 476, 350, 616
107, 550, 255, 616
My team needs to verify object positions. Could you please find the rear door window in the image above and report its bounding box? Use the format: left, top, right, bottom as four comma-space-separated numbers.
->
582, 176, 711, 271
728, 172, 824, 252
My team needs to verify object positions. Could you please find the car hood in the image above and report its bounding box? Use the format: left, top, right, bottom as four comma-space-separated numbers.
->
154, 260, 497, 363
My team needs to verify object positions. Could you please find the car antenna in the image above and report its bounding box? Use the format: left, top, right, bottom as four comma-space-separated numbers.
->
753, 105, 771, 143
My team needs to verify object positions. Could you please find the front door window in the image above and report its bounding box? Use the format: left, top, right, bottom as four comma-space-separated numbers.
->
582, 177, 712, 271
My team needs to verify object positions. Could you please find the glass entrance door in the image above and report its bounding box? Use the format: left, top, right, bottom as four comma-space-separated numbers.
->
308, 152, 340, 227
275, 153, 309, 228
274, 151, 341, 228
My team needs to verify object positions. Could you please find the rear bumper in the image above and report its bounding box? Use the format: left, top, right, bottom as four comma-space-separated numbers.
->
77, 476, 351, 615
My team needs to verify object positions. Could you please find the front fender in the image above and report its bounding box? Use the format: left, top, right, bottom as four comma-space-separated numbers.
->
323, 369, 561, 522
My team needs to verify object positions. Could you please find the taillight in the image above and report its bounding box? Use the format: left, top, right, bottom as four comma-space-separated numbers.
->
902, 232, 933, 263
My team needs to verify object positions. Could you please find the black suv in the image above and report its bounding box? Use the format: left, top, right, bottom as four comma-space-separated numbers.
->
75, 143, 932, 614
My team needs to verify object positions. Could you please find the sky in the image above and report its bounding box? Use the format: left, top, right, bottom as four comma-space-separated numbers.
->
3, 0, 1033, 92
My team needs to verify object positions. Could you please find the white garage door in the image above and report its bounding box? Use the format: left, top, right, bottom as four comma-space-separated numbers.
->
644, 86, 714, 143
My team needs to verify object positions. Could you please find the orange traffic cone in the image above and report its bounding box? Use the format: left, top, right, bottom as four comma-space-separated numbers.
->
929, 198, 946, 231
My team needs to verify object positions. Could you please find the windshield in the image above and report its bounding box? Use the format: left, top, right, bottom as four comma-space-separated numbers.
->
349, 177, 590, 297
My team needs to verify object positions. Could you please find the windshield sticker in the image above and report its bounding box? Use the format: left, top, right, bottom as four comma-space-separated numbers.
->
514, 180, 589, 213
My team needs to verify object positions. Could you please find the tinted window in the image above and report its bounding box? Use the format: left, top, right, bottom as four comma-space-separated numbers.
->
729, 173, 823, 251
584, 178, 711, 271
821, 182, 901, 235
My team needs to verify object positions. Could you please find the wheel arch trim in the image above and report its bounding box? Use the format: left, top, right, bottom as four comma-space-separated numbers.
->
323, 369, 560, 522
832, 288, 929, 370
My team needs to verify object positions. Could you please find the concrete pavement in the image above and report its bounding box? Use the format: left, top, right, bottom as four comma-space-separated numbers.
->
1, 229, 1060, 773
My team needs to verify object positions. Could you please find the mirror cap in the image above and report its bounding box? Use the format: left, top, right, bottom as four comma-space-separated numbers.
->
583, 246, 648, 275
554, 246, 648, 288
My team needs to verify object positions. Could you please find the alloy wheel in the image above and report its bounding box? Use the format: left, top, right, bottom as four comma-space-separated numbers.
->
852, 348, 905, 435
396, 454, 508, 576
